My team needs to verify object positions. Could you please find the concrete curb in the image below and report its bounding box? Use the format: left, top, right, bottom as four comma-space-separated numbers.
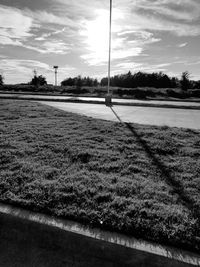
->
0, 203, 199, 266
1, 95, 200, 110
1, 91, 200, 103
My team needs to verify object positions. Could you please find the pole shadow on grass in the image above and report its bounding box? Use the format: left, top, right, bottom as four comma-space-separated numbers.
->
110, 107, 199, 219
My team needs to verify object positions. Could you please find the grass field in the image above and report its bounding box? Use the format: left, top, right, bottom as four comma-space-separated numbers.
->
0, 100, 199, 252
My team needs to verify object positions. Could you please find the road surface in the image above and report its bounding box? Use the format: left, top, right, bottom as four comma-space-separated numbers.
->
0, 203, 199, 267
1, 93, 200, 107
39, 101, 200, 130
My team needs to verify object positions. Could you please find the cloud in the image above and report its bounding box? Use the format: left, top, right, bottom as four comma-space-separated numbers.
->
0, 36, 22, 46
41, 41, 71, 54
0, 4, 74, 55
178, 42, 188, 48
22, 40, 71, 54
59, 65, 76, 74
35, 27, 66, 41
125, 0, 200, 36
0, 4, 78, 54
0, 59, 50, 71
116, 62, 143, 69
0, 5, 33, 38
60, 65, 76, 71
52, 0, 104, 20
81, 46, 143, 66
25, 9, 76, 28
123, 31, 161, 46
132, 0, 200, 22
121, 12, 200, 37
185, 60, 200, 66
0, 5, 33, 46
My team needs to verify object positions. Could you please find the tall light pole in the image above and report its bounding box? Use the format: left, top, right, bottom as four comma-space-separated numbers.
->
105, 0, 112, 106
53, 66, 58, 86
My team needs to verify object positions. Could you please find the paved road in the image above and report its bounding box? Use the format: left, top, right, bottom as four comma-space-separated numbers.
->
39, 101, 200, 130
0, 203, 199, 267
1, 93, 200, 107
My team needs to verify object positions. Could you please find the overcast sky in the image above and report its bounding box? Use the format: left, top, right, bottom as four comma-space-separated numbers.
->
0, 0, 200, 84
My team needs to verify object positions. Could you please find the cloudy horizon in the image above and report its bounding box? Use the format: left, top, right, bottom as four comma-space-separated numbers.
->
0, 0, 200, 84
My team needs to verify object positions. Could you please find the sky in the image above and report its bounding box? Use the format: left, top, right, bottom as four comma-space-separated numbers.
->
0, 0, 200, 84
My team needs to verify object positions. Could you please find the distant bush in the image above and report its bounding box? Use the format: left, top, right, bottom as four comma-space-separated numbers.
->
29, 70, 47, 87
0, 84, 35, 92
166, 89, 181, 98
166, 89, 190, 99
192, 80, 200, 89
0, 74, 4, 85
115, 88, 156, 99
0, 84, 55, 93
61, 87, 90, 94
133, 89, 147, 99
190, 89, 200, 98
92, 87, 107, 97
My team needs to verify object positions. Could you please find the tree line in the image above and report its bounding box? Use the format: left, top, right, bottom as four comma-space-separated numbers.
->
61, 71, 200, 90
1, 70, 200, 90
101, 71, 200, 90
61, 75, 98, 87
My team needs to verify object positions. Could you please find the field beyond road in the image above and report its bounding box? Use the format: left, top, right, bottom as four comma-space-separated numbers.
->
0, 100, 199, 252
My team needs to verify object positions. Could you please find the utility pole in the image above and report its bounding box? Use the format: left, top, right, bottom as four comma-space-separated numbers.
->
53, 66, 58, 86
105, 0, 112, 106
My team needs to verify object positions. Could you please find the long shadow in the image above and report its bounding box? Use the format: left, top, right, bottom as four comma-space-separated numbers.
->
111, 107, 123, 123
110, 107, 199, 219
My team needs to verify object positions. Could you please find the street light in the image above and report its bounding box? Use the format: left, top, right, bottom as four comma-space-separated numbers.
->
105, 0, 112, 106
53, 66, 58, 86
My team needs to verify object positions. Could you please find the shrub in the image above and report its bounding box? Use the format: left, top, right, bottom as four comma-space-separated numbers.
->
180, 71, 191, 91
190, 89, 200, 98
0, 74, 4, 85
29, 70, 47, 87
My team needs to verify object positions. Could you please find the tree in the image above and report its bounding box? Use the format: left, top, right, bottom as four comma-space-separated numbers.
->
61, 77, 75, 86
180, 71, 190, 91
75, 75, 82, 90
193, 80, 200, 89
61, 76, 98, 87
171, 77, 179, 88
93, 78, 98, 87
30, 70, 47, 86
0, 74, 4, 85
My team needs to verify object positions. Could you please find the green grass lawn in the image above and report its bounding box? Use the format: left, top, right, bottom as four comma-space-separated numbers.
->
0, 99, 199, 252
